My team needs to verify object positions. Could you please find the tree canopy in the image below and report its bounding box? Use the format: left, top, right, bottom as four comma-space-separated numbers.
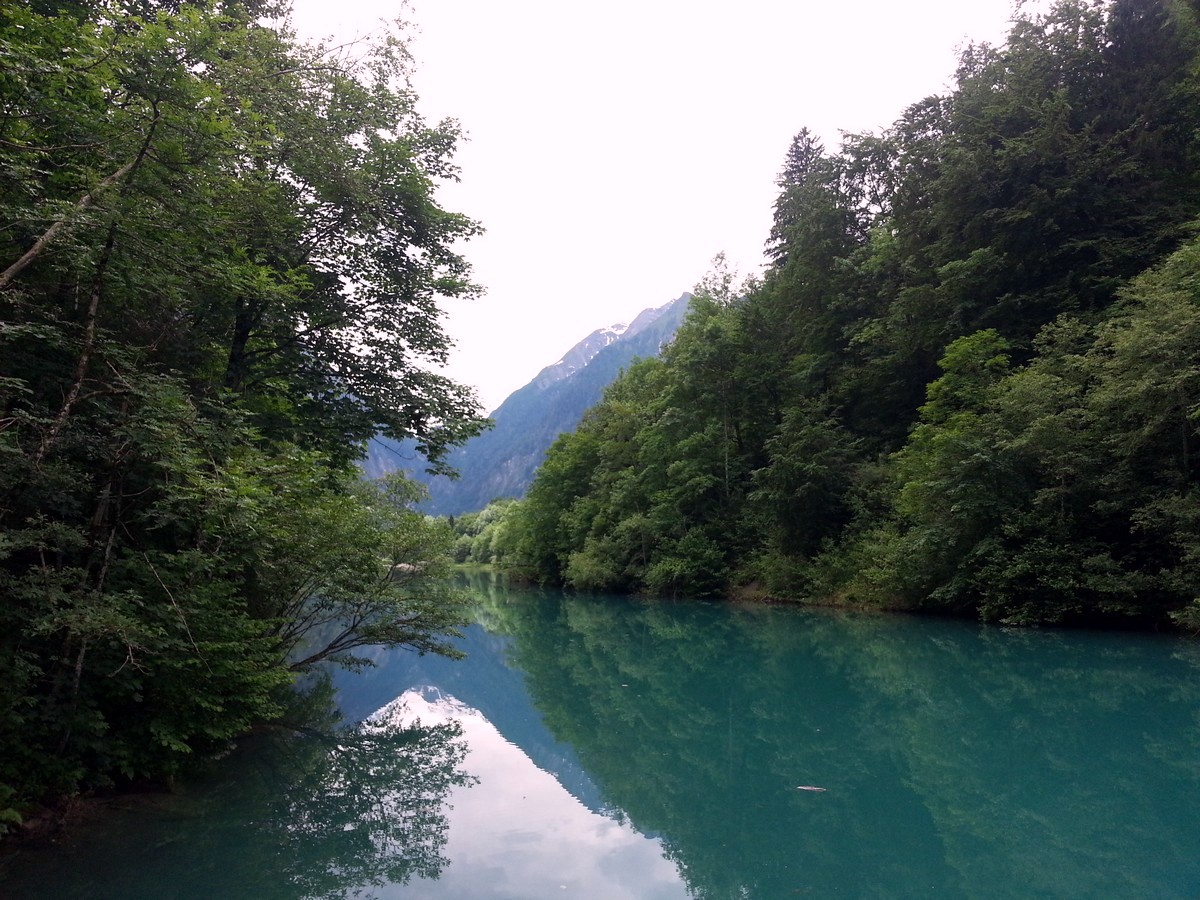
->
499, 0, 1200, 629
0, 0, 481, 823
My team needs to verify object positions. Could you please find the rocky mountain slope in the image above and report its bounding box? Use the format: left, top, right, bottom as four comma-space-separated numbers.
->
363, 292, 691, 515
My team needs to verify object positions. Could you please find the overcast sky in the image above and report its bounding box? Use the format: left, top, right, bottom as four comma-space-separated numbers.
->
289, 0, 1024, 413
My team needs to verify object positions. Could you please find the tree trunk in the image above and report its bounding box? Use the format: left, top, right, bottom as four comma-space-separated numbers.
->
30, 109, 161, 465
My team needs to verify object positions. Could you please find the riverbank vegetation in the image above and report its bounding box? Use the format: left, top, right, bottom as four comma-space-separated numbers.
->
476, 0, 1200, 630
0, 2, 481, 828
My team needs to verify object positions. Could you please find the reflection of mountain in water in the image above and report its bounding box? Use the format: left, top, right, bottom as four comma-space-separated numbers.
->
328, 579, 1200, 899
364, 683, 687, 899
331, 621, 609, 817
475, 587, 1200, 900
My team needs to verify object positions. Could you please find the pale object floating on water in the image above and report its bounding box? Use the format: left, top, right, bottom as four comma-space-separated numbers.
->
796, 785, 827, 792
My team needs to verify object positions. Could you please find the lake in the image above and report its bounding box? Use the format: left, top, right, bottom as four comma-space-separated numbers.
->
4, 571, 1200, 898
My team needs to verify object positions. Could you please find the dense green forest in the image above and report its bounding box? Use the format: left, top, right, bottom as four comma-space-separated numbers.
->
0, 2, 483, 826
480, 0, 1200, 630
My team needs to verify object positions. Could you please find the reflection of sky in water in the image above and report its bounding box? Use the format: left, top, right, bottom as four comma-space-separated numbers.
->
11, 586, 1200, 899
370, 687, 688, 900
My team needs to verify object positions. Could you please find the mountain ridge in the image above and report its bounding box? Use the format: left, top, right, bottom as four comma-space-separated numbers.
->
363, 292, 692, 515
532, 323, 628, 391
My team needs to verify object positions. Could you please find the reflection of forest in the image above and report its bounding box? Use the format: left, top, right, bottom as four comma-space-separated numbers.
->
0, 681, 473, 900
466, 573, 1200, 899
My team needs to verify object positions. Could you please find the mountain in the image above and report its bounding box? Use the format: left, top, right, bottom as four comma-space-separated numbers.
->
362, 292, 692, 515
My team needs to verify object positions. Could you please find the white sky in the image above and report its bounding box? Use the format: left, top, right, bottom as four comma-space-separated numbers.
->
289, 0, 1024, 413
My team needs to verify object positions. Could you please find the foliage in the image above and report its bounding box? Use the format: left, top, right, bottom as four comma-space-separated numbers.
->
445, 498, 520, 566
0, 2, 479, 817
502, 0, 1200, 629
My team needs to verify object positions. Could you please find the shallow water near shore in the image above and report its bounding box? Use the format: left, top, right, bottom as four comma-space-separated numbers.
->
4, 571, 1200, 898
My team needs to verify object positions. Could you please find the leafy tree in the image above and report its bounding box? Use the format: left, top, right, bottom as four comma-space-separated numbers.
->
506, 425, 604, 584
870, 235, 1200, 624
746, 404, 859, 568
505, 0, 1200, 628
445, 498, 519, 565
883, 330, 1025, 611
0, 1, 481, 817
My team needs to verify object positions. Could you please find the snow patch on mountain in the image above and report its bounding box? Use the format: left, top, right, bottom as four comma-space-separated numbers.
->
533, 321, 633, 389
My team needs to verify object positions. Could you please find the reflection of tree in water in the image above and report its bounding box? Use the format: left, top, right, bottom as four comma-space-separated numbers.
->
473, 589, 928, 899
260, 709, 475, 898
470, 583, 1200, 900
1, 681, 475, 900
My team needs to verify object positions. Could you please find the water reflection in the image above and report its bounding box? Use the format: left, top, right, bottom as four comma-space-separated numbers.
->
386, 685, 687, 899
0, 684, 473, 900
6, 572, 1200, 899
466, 575, 1200, 899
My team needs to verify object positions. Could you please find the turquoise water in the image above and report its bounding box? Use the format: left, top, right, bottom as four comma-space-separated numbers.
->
4, 573, 1200, 898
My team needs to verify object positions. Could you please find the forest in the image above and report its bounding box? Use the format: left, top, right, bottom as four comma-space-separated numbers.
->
0, 2, 484, 826
7, 0, 1200, 845
474, 0, 1200, 631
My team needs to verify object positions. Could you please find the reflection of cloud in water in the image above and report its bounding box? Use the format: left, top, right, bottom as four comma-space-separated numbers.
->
369, 687, 689, 900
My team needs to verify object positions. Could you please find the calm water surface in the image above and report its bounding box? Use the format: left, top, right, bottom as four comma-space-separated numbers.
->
4, 572, 1200, 898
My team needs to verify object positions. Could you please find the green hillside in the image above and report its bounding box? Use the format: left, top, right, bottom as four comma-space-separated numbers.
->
491, 0, 1200, 629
